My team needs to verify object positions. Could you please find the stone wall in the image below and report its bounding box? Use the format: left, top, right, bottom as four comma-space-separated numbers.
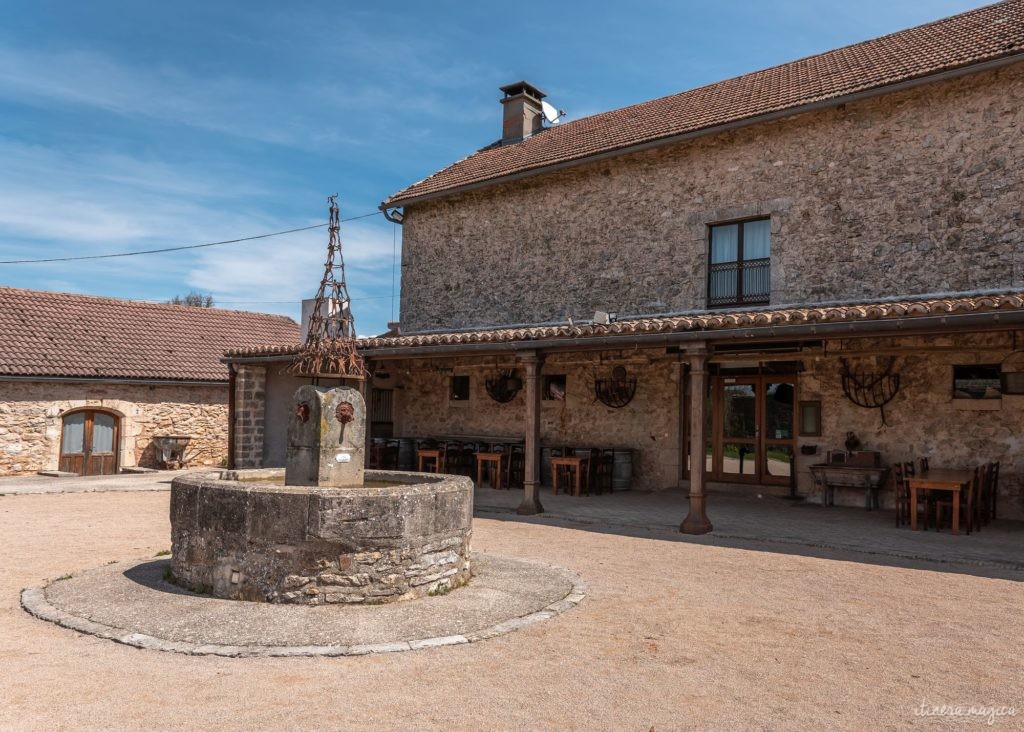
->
389, 350, 683, 490
795, 331, 1024, 519
0, 380, 228, 475
399, 63, 1024, 333
232, 365, 266, 469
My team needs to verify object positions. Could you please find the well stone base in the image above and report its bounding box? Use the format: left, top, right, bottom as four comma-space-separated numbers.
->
170, 469, 473, 604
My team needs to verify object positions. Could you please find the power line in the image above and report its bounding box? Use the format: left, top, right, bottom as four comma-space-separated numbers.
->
214, 295, 393, 305
0, 211, 381, 265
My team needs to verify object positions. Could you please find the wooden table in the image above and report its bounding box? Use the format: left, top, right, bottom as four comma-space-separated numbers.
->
907, 469, 973, 535
551, 455, 591, 497
475, 452, 508, 490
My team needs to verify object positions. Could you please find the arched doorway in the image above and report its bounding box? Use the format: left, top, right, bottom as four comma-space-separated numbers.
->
59, 409, 120, 475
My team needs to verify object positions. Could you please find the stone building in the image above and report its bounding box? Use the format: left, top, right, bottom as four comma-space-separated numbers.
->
0, 287, 298, 476
227, 2, 1024, 525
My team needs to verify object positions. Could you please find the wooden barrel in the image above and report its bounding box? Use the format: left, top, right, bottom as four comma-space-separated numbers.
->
397, 438, 416, 471
612, 449, 633, 491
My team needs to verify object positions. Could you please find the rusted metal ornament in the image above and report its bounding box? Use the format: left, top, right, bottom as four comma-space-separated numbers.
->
335, 401, 355, 424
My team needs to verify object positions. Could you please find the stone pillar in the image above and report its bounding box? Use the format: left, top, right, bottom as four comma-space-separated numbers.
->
681, 350, 713, 534
233, 365, 267, 468
285, 385, 365, 487
517, 351, 544, 515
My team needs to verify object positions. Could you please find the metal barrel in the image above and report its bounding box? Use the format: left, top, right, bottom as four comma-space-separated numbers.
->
612, 449, 633, 491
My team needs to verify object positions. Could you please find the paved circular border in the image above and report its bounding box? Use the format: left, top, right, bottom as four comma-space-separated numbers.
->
21, 555, 586, 658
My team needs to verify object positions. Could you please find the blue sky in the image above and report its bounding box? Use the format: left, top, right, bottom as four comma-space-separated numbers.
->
0, 0, 982, 335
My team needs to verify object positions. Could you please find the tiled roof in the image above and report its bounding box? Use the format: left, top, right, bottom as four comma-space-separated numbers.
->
224, 293, 1024, 358
0, 287, 299, 381
384, 1, 1024, 206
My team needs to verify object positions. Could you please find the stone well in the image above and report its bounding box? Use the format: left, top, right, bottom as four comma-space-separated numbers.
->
170, 468, 473, 604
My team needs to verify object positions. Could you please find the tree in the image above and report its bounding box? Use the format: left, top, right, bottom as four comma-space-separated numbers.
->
167, 291, 215, 307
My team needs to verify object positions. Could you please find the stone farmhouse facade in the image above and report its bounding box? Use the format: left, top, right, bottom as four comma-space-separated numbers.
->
0, 287, 298, 476
228, 2, 1024, 526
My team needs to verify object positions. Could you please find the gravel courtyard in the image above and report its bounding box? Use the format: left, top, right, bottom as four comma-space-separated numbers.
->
2, 490, 1022, 730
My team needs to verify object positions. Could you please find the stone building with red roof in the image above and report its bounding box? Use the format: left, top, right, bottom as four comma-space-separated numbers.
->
228, 1, 1024, 527
0, 287, 298, 476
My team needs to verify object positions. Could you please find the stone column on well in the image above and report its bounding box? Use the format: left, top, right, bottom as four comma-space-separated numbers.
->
517, 351, 544, 515
681, 349, 713, 534
285, 384, 365, 487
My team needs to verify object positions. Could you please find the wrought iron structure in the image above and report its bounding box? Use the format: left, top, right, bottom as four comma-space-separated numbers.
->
594, 365, 637, 409
485, 370, 522, 403
289, 195, 367, 378
840, 357, 900, 425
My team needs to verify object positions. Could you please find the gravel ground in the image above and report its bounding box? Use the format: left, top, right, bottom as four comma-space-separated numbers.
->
2, 491, 1023, 730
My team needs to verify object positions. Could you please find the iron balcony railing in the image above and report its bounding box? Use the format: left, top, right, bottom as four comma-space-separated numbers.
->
708, 257, 771, 308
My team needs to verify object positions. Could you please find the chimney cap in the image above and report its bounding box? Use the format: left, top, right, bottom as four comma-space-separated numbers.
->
499, 81, 546, 100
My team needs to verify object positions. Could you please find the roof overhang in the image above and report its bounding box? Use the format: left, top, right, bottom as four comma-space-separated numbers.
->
382, 52, 1024, 210
0, 375, 225, 386
224, 293, 1024, 363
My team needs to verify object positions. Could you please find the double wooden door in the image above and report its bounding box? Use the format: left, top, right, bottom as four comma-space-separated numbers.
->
59, 410, 119, 475
704, 375, 797, 485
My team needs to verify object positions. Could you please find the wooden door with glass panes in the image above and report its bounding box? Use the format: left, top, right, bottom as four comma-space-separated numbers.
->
706, 376, 796, 485
59, 410, 119, 476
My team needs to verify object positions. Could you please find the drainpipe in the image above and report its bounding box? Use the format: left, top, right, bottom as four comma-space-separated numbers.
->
227, 364, 236, 470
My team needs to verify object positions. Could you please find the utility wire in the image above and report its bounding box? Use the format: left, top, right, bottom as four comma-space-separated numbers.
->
214, 295, 392, 305
0, 211, 381, 265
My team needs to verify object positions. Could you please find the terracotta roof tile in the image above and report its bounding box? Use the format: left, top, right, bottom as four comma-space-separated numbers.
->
384, 1, 1024, 206
224, 292, 1024, 358
0, 287, 299, 381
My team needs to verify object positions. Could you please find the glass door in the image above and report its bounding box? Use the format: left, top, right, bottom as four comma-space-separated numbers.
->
701, 375, 797, 485
718, 379, 759, 482
762, 381, 795, 484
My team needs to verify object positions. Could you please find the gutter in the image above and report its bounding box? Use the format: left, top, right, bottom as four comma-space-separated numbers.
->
357, 310, 1024, 359
0, 375, 226, 386
227, 364, 236, 470
381, 52, 1024, 210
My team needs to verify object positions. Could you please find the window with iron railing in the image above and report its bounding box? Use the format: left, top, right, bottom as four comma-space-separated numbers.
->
708, 218, 771, 308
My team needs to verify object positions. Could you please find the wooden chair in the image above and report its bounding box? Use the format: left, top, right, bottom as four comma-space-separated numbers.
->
894, 462, 930, 529
505, 444, 525, 488
988, 461, 1000, 522
590, 448, 614, 495
917, 457, 929, 474
935, 465, 980, 535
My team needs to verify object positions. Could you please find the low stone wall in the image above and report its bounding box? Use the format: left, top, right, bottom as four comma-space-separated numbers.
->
170, 469, 474, 604
0, 380, 228, 475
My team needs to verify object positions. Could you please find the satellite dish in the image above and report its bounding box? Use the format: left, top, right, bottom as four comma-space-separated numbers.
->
541, 100, 564, 125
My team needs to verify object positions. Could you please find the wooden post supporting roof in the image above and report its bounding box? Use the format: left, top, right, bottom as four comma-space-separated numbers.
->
681, 349, 713, 534
517, 351, 544, 515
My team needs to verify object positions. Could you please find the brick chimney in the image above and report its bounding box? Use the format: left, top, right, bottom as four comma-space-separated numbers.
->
500, 81, 546, 144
